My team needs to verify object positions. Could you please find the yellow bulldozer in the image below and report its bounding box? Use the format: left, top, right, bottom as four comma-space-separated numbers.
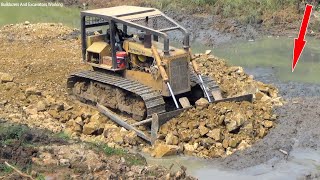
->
67, 6, 253, 143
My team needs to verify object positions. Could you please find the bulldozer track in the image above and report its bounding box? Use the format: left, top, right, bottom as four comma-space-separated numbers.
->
67, 70, 166, 119
190, 72, 220, 100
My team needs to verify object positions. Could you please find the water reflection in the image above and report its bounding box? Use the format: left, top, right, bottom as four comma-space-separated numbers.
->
191, 37, 320, 83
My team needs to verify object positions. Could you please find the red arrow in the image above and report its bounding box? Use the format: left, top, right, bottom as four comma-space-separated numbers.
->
292, 4, 313, 72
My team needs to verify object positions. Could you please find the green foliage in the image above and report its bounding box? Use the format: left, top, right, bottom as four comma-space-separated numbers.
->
36, 173, 46, 180
54, 131, 70, 141
0, 125, 29, 145
101, 144, 125, 156
0, 163, 13, 175
124, 154, 146, 166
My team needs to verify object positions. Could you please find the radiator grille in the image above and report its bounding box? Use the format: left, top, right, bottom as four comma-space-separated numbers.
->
169, 57, 190, 94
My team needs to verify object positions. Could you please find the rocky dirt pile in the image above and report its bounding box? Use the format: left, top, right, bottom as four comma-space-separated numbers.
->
0, 122, 195, 179
148, 54, 283, 158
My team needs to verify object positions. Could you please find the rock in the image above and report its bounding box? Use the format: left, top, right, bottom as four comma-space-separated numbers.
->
0, 73, 14, 83
25, 87, 41, 96
59, 158, 70, 166
261, 95, 271, 102
90, 113, 100, 123
226, 120, 238, 132
63, 103, 73, 111
82, 122, 98, 135
25, 107, 38, 115
263, 120, 273, 128
74, 116, 83, 126
222, 138, 229, 149
205, 50, 212, 55
195, 98, 209, 107
112, 133, 124, 144
255, 91, 265, 100
165, 133, 179, 145
206, 129, 221, 141
183, 143, 198, 153
24, 21, 30, 25
199, 125, 209, 136
228, 138, 239, 148
151, 143, 179, 158
238, 140, 250, 150
124, 131, 137, 145
103, 124, 119, 138
48, 109, 60, 119
36, 101, 47, 112
179, 130, 191, 142
258, 127, 266, 138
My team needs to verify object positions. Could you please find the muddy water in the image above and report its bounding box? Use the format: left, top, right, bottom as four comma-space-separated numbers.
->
192, 37, 320, 84
145, 148, 320, 179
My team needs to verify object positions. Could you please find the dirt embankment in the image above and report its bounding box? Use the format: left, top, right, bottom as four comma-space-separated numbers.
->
0, 122, 195, 179
0, 23, 282, 161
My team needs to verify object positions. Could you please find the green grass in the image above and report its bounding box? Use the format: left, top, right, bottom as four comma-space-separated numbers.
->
54, 131, 70, 141
0, 0, 80, 27
0, 163, 13, 176
88, 142, 146, 166
0, 125, 29, 145
101, 144, 126, 156
36, 173, 46, 180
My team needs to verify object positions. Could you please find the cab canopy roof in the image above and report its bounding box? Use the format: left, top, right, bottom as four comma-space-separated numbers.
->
81, 6, 186, 33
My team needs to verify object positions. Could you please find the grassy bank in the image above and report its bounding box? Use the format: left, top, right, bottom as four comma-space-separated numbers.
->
153, 0, 301, 24
0, 0, 80, 27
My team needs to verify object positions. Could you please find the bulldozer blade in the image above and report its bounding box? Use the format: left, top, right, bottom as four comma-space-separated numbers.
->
157, 94, 254, 126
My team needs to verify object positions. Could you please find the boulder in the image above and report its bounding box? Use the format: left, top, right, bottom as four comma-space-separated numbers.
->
199, 125, 209, 136
228, 138, 239, 148
165, 133, 179, 145
195, 98, 209, 107
207, 128, 221, 141
183, 143, 198, 153
48, 109, 60, 119
237, 140, 250, 150
151, 143, 180, 158
179, 130, 191, 142
226, 120, 238, 132
112, 133, 124, 144
82, 122, 98, 135
205, 50, 212, 55
263, 120, 273, 128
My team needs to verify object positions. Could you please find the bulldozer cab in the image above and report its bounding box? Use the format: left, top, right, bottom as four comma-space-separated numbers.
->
80, 6, 190, 71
